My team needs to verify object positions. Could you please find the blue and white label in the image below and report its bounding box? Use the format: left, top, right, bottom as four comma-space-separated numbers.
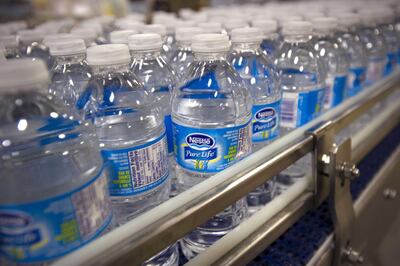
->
252, 100, 280, 143
281, 88, 325, 129
165, 115, 174, 154
173, 121, 252, 173
324, 74, 347, 109
384, 52, 397, 76
347, 67, 366, 97
0, 171, 112, 263
366, 57, 386, 85
101, 133, 169, 197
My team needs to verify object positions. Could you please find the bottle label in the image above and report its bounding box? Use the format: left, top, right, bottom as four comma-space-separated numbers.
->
366, 57, 386, 84
164, 115, 174, 154
324, 74, 347, 109
173, 121, 252, 173
281, 88, 325, 129
384, 52, 397, 76
252, 100, 281, 143
347, 67, 366, 97
101, 133, 169, 197
0, 170, 112, 263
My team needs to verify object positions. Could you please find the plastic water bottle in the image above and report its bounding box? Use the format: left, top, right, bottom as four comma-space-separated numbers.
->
17, 30, 54, 68
358, 11, 388, 86
310, 17, 349, 110
170, 27, 203, 79
109, 30, 138, 44
274, 21, 325, 192
172, 33, 252, 258
252, 19, 280, 61
48, 38, 92, 114
0, 59, 112, 266
335, 13, 368, 98
377, 10, 399, 76
0, 35, 20, 59
228, 27, 280, 214
142, 24, 175, 61
84, 44, 178, 266
129, 33, 179, 197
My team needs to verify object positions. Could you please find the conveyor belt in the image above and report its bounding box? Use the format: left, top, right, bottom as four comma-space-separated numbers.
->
248, 123, 400, 266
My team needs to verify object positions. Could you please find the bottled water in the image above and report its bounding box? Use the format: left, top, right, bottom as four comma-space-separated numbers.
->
48, 38, 92, 114
129, 33, 178, 197
0, 35, 20, 59
142, 24, 175, 61
109, 30, 138, 44
274, 21, 325, 192
17, 30, 54, 68
377, 10, 399, 76
358, 10, 388, 86
335, 14, 368, 98
252, 19, 280, 61
170, 27, 203, 79
172, 33, 252, 258
228, 27, 280, 214
0, 59, 112, 265
310, 17, 349, 110
85, 44, 178, 266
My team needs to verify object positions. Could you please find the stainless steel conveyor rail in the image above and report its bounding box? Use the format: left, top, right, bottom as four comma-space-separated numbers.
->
54, 69, 400, 266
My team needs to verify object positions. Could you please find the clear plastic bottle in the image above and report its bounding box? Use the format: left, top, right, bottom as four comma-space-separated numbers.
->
172, 33, 252, 258
377, 10, 399, 76
84, 44, 178, 266
129, 33, 178, 197
252, 19, 280, 61
358, 10, 388, 85
0, 59, 112, 266
335, 13, 368, 98
274, 21, 325, 192
142, 24, 175, 61
48, 38, 92, 114
228, 27, 280, 214
310, 17, 350, 110
0, 35, 20, 59
17, 30, 54, 69
170, 27, 203, 79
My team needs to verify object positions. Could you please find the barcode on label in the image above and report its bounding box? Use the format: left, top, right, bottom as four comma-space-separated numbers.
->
281, 92, 298, 128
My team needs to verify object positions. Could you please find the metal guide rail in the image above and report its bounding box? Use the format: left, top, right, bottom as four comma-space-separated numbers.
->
55, 70, 400, 266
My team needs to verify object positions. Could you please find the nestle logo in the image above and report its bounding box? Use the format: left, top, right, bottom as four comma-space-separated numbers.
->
186, 133, 215, 149
0, 212, 31, 228
255, 107, 276, 121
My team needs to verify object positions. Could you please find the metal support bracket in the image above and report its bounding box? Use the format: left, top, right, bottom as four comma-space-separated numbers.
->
323, 139, 363, 265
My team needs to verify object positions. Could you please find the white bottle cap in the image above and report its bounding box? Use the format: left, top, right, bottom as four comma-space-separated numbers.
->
17, 30, 45, 43
252, 19, 278, 34
335, 13, 361, 28
128, 33, 163, 51
49, 39, 86, 56
281, 21, 312, 36
70, 28, 97, 46
110, 30, 138, 44
0, 35, 18, 48
175, 27, 204, 43
278, 15, 303, 25
223, 19, 248, 32
198, 22, 223, 34
43, 33, 74, 47
87, 44, 131, 66
142, 24, 167, 38
114, 19, 144, 31
192, 33, 230, 53
231, 27, 263, 43
311, 17, 338, 33
0, 59, 49, 91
